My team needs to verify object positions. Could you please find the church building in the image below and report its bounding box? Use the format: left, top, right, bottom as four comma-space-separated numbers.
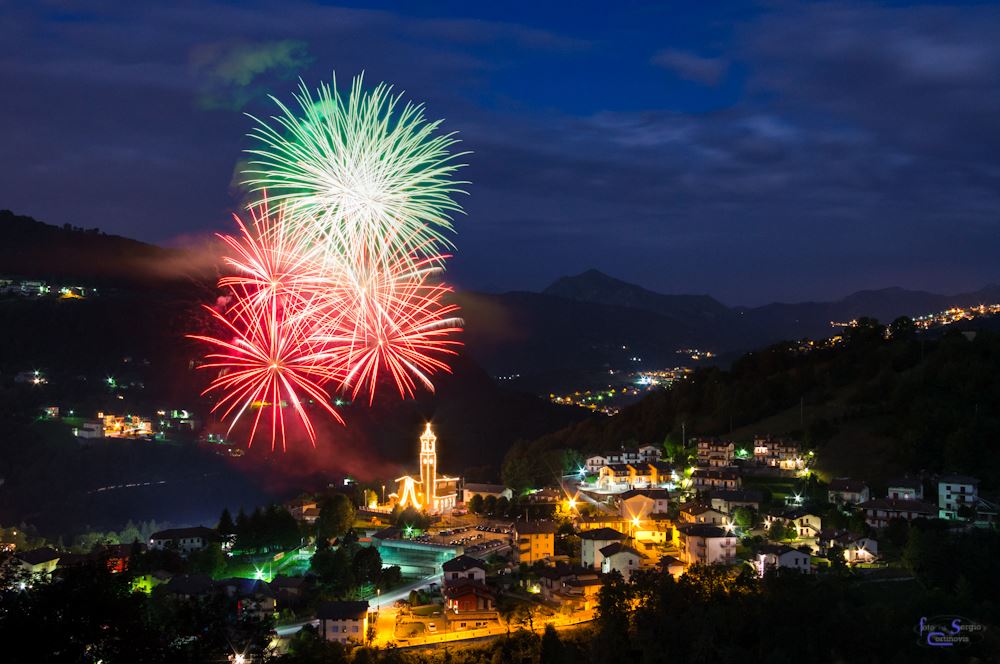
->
392, 423, 459, 514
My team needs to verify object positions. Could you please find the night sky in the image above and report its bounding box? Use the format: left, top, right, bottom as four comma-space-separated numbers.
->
3, 1, 1000, 304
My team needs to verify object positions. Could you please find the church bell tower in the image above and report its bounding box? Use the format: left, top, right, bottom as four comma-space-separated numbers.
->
419, 422, 437, 511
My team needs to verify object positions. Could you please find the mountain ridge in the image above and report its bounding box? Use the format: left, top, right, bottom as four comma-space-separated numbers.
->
6, 210, 1000, 383
544, 268, 1000, 348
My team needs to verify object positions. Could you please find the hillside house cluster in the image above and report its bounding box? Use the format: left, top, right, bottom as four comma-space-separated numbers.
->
857, 475, 997, 528
584, 445, 663, 474
751, 436, 805, 471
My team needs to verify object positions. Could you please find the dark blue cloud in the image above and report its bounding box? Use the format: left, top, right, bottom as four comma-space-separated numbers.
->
0, 1, 998, 304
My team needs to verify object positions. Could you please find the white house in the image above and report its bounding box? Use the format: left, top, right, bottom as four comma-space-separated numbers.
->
599, 543, 644, 580
754, 544, 812, 575
709, 489, 763, 514
318, 601, 369, 643
597, 464, 633, 491
149, 527, 218, 554
675, 524, 738, 565
637, 445, 662, 462
442, 555, 487, 586
679, 503, 728, 526
817, 530, 879, 565
695, 439, 735, 467
937, 475, 979, 519
586, 447, 660, 474
752, 436, 803, 470
578, 527, 626, 569
844, 537, 879, 564
461, 483, 513, 503
584, 455, 610, 473
765, 510, 822, 539
827, 478, 870, 505
886, 477, 923, 501
614, 450, 642, 465
74, 420, 104, 439
859, 498, 937, 528
691, 467, 741, 491
618, 489, 670, 520
658, 555, 685, 579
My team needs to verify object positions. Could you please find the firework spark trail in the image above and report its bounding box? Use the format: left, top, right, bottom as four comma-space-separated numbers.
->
191, 74, 467, 449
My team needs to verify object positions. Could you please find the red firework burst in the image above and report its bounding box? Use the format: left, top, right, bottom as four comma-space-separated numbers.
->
191, 201, 462, 449
190, 290, 345, 450
322, 254, 464, 404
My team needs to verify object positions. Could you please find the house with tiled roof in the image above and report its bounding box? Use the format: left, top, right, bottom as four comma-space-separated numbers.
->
753, 544, 812, 575
691, 467, 741, 491
599, 542, 644, 580
764, 508, 823, 539
444, 579, 495, 613
658, 555, 685, 578
675, 524, 737, 565
578, 527, 626, 569
513, 520, 556, 564
318, 601, 369, 643
442, 554, 487, 585
886, 477, 924, 501
859, 498, 937, 528
162, 573, 215, 599
827, 478, 870, 505
937, 475, 980, 520
149, 526, 219, 554
679, 502, 728, 526
14, 547, 60, 575
618, 488, 670, 519
709, 489, 763, 513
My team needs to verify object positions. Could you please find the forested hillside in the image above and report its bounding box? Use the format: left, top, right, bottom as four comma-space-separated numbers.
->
503, 319, 1000, 492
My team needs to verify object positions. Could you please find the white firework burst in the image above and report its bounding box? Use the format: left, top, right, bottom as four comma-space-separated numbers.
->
242, 74, 468, 269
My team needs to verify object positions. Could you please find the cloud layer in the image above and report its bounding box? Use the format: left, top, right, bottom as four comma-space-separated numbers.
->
1, 1, 998, 304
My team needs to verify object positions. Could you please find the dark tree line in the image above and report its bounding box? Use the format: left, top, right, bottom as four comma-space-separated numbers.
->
0, 560, 272, 663
309, 544, 401, 598
223, 505, 303, 555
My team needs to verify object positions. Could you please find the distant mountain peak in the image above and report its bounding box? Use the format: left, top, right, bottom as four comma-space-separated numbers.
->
575, 268, 620, 281
544, 268, 640, 294
542, 269, 731, 322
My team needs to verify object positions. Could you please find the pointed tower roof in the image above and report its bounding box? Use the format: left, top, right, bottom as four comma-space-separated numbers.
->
420, 422, 436, 452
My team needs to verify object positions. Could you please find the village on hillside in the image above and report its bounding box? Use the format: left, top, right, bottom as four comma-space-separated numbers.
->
6, 421, 996, 654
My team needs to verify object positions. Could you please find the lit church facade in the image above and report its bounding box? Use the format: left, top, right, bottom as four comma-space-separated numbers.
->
392, 423, 459, 514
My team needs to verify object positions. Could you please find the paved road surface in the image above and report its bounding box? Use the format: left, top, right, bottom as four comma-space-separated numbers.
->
273, 573, 441, 637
